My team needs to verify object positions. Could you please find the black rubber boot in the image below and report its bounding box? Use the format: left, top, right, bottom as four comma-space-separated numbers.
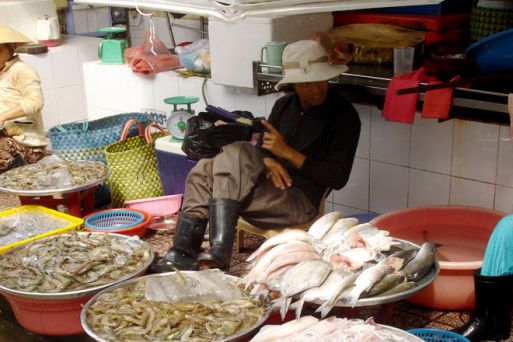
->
458, 269, 513, 341
197, 198, 241, 270
149, 213, 207, 273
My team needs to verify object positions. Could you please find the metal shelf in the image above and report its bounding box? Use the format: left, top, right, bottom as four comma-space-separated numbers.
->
74, 0, 442, 21
254, 62, 511, 124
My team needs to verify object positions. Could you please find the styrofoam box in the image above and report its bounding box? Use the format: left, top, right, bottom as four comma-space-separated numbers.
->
209, 13, 333, 88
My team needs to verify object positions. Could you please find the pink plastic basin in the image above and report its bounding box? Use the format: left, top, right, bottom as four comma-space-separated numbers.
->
371, 205, 505, 310
1, 292, 92, 335
125, 194, 183, 218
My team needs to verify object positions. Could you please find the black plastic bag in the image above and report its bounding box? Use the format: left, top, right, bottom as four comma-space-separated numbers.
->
181, 111, 255, 161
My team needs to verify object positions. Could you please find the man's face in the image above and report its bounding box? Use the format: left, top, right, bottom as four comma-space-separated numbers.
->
0, 44, 12, 70
293, 81, 330, 109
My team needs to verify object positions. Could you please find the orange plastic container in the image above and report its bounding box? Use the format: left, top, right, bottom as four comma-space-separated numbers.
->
371, 205, 505, 310
2, 292, 92, 335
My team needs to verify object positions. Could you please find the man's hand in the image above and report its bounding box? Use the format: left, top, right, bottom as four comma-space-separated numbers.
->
263, 157, 291, 190
261, 120, 290, 159
261, 120, 306, 169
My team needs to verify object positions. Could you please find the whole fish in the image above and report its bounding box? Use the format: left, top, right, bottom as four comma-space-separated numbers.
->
342, 264, 394, 307
399, 242, 436, 282
315, 270, 360, 318
262, 251, 320, 283
278, 259, 332, 318
364, 273, 406, 297
242, 241, 317, 286
290, 270, 352, 319
307, 211, 342, 240
246, 229, 312, 263
379, 281, 417, 296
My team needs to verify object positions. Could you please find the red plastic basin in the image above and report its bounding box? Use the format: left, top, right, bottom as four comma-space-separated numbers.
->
371, 205, 505, 310
1, 292, 93, 335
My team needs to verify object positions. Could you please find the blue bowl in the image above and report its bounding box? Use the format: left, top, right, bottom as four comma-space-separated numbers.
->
465, 27, 513, 73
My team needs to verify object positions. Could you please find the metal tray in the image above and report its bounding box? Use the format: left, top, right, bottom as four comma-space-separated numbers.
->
320, 238, 440, 307
0, 232, 153, 300
81, 271, 271, 342
0, 163, 109, 196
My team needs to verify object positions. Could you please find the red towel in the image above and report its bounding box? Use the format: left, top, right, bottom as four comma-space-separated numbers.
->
422, 75, 460, 120
383, 68, 426, 124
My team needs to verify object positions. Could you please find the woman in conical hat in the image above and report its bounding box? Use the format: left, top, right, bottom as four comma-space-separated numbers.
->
0, 24, 48, 172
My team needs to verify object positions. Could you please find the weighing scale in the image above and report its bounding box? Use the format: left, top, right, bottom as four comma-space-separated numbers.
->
164, 96, 199, 140
97, 27, 128, 64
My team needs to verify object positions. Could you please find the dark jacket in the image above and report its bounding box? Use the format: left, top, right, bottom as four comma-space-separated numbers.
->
260, 87, 361, 207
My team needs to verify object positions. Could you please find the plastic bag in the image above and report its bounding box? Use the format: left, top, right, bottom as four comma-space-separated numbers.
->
175, 39, 211, 75
124, 32, 182, 76
181, 111, 255, 161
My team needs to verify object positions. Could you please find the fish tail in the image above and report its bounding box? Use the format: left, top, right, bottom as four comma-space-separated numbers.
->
344, 285, 364, 308
316, 295, 337, 319
291, 298, 305, 320
280, 297, 292, 321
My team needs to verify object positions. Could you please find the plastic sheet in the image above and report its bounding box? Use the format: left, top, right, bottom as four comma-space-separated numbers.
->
124, 32, 181, 75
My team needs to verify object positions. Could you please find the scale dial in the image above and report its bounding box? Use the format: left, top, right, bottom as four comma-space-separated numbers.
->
167, 110, 194, 139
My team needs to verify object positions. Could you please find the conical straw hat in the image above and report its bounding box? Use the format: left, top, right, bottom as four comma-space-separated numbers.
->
0, 24, 32, 45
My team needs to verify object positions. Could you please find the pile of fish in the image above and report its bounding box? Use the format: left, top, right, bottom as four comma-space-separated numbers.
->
242, 211, 436, 318
250, 315, 419, 342
0, 209, 71, 248
0, 155, 108, 191
85, 269, 267, 342
0, 232, 151, 292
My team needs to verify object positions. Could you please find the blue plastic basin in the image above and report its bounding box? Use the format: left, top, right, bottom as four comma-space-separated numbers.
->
465, 27, 513, 73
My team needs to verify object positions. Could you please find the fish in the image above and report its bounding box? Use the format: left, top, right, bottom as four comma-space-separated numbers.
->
363, 273, 406, 297
342, 264, 395, 307
321, 217, 359, 246
250, 315, 319, 342
388, 248, 418, 266
327, 247, 377, 271
246, 229, 312, 263
242, 241, 317, 286
399, 242, 436, 282
315, 270, 360, 318
340, 223, 374, 243
281, 316, 340, 342
379, 281, 417, 296
260, 251, 320, 283
307, 211, 343, 240
278, 259, 332, 318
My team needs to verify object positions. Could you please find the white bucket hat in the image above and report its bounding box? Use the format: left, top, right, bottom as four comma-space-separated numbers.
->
275, 40, 348, 91
0, 24, 32, 45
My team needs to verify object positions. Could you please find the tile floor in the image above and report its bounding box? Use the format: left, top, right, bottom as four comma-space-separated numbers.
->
0, 192, 511, 342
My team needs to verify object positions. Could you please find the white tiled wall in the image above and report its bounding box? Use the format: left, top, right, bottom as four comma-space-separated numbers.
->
333, 104, 513, 215
82, 63, 513, 215
19, 35, 101, 129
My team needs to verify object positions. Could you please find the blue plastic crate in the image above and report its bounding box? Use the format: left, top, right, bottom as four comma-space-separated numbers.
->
408, 328, 470, 342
